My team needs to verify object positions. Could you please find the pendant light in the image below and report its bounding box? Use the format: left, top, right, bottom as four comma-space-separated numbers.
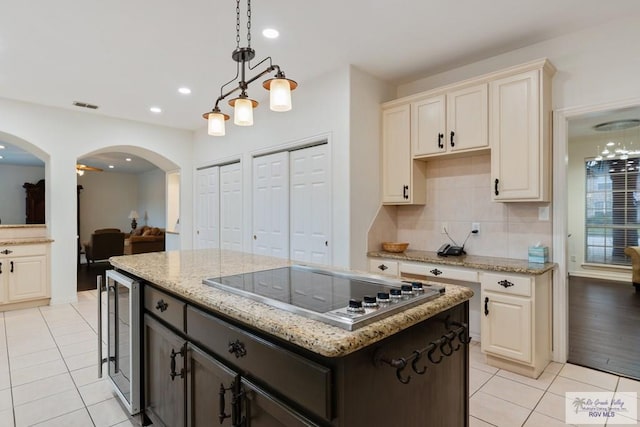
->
202, 0, 298, 136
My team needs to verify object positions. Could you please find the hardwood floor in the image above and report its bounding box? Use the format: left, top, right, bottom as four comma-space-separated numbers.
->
568, 275, 640, 380
77, 261, 110, 292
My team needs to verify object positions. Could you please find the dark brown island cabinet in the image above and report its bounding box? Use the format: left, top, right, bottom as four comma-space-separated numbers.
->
142, 283, 470, 427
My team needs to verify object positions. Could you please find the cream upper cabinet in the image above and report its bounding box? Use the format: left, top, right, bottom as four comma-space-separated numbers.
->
490, 63, 554, 202
412, 84, 488, 157
382, 104, 426, 204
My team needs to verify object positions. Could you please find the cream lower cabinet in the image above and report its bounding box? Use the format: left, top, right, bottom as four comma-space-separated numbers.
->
0, 243, 50, 307
480, 270, 551, 378
368, 258, 399, 276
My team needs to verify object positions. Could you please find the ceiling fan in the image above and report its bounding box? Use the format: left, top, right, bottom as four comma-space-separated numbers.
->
76, 163, 103, 176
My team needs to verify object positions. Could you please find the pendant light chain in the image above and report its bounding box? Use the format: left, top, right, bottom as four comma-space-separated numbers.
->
235, 0, 241, 48
247, 0, 252, 48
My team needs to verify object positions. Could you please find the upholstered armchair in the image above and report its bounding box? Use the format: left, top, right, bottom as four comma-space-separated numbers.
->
84, 228, 125, 266
623, 246, 640, 292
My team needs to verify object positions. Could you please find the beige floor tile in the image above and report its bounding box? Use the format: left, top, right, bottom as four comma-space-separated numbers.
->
9, 347, 61, 372
64, 349, 98, 371
559, 363, 619, 391
544, 362, 564, 375
59, 339, 97, 358
470, 367, 494, 396
524, 411, 570, 427
548, 375, 610, 397
470, 350, 500, 375
79, 378, 117, 406
10, 358, 68, 387
480, 375, 545, 409
7, 337, 57, 358
14, 389, 85, 427
496, 368, 556, 390
470, 391, 531, 427
0, 370, 10, 391
617, 377, 640, 397
32, 408, 94, 427
70, 364, 103, 387
49, 322, 94, 338
0, 409, 14, 427
469, 416, 496, 426
12, 372, 75, 406
53, 330, 96, 347
88, 397, 131, 427
613, 393, 639, 422
0, 388, 12, 412
534, 392, 568, 422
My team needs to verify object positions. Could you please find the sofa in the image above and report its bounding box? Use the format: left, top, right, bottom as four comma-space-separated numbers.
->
84, 228, 125, 265
124, 226, 165, 255
623, 246, 640, 292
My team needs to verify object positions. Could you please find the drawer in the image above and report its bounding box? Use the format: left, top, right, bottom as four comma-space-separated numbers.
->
0, 244, 47, 258
480, 272, 531, 297
368, 259, 398, 276
186, 306, 332, 421
144, 285, 185, 331
400, 261, 478, 282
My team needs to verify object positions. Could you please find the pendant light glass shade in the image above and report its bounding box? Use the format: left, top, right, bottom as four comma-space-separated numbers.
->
233, 98, 254, 126
269, 78, 292, 112
207, 112, 227, 136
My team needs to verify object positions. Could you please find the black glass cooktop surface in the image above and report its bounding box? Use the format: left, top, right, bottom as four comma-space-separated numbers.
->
203, 265, 444, 330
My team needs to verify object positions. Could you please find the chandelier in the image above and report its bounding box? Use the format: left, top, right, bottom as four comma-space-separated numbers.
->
202, 0, 297, 136
593, 119, 640, 161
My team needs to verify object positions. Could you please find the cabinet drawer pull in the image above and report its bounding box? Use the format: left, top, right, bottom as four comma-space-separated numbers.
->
169, 347, 185, 380
0, 249, 12, 255
429, 268, 442, 276
378, 264, 388, 271
450, 131, 455, 147
498, 280, 514, 288
10, 261, 13, 273
484, 297, 489, 316
494, 178, 499, 196
0, 262, 2, 274
228, 339, 247, 358
437, 132, 444, 149
155, 299, 168, 312
403, 185, 409, 200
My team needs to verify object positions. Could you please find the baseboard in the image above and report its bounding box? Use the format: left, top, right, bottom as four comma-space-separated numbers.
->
569, 270, 631, 282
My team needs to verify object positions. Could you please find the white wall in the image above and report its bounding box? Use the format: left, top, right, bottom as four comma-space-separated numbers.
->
0, 97, 193, 304
193, 66, 352, 267
138, 168, 166, 228
348, 66, 395, 270
0, 164, 45, 224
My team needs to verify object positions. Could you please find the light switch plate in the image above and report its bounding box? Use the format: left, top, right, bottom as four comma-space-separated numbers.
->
538, 206, 550, 221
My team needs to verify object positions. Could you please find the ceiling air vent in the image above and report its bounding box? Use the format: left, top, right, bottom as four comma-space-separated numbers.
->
73, 101, 99, 110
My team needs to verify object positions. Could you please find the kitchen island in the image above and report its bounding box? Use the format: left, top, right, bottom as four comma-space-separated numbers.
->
111, 249, 474, 426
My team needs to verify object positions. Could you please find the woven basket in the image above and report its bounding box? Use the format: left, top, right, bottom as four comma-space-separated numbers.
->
381, 242, 409, 253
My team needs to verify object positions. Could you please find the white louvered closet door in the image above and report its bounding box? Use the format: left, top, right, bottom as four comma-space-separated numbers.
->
195, 166, 220, 249
290, 144, 330, 265
252, 152, 289, 258
220, 162, 243, 252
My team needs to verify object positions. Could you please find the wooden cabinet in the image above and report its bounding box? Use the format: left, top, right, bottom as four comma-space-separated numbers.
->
490, 64, 554, 201
382, 104, 427, 204
480, 270, 551, 378
0, 243, 50, 307
411, 84, 488, 157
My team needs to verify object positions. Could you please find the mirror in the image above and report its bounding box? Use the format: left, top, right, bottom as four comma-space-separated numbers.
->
0, 141, 46, 225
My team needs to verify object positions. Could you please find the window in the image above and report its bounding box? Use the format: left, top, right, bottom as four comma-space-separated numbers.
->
585, 158, 640, 265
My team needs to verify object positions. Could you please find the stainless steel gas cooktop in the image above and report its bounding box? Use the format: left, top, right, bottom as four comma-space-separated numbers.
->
203, 265, 444, 330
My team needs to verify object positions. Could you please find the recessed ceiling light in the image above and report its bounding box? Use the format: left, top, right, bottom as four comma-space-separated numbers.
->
0, 145, 5, 149
125, 158, 132, 162
108, 165, 115, 169
0, 155, 3, 159
262, 28, 279, 39
178, 87, 191, 95
150, 107, 162, 114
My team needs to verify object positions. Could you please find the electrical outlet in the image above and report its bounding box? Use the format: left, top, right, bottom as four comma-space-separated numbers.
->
471, 222, 480, 233
441, 222, 448, 234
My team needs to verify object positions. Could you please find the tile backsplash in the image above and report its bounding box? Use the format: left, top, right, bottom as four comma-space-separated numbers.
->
368, 153, 552, 260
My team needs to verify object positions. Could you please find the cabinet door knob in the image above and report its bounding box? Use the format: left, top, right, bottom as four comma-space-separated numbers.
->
155, 299, 168, 312
494, 178, 499, 196
438, 133, 444, 149
450, 131, 455, 147
484, 297, 489, 316
228, 339, 247, 358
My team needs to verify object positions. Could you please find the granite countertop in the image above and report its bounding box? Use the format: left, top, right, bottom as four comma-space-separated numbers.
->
367, 249, 556, 275
110, 249, 474, 358
0, 237, 54, 245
